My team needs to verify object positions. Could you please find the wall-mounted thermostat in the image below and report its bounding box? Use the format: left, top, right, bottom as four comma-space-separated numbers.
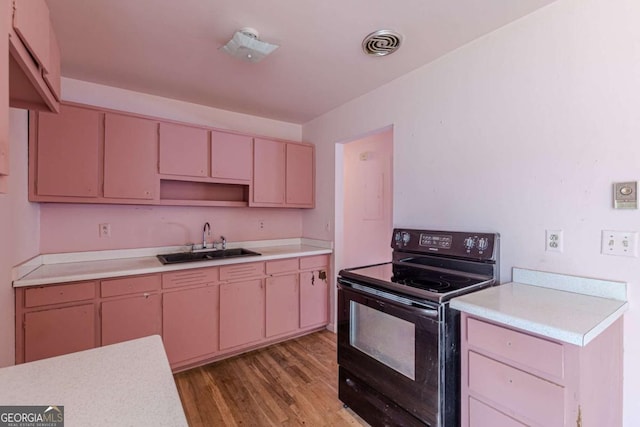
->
613, 181, 637, 209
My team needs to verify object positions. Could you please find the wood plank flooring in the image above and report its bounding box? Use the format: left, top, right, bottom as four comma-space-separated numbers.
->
174, 330, 368, 426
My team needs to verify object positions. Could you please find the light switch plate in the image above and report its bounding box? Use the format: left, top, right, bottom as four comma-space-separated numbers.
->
601, 230, 638, 257
613, 181, 637, 209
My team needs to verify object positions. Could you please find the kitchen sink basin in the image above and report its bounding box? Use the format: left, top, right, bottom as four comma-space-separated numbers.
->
157, 248, 261, 264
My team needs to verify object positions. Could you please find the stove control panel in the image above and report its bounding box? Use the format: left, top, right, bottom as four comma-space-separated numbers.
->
392, 228, 499, 261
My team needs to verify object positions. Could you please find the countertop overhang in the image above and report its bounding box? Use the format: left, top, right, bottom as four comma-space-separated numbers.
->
13, 238, 333, 287
0, 335, 188, 426
450, 267, 628, 346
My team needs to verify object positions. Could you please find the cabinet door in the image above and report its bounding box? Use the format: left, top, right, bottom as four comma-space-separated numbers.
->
300, 270, 329, 328
159, 122, 208, 177
24, 304, 96, 362
101, 294, 161, 346
12, 0, 50, 73
252, 138, 285, 205
266, 274, 299, 337
286, 143, 314, 207
219, 280, 264, 349
211, 131, 252, 181
36, 105, 101, 197
104, 113, 157, 200
163, 286, 219, 365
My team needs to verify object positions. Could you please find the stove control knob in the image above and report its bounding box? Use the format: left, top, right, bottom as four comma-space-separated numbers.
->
395, 231, 402, 245
401, 232, 411, 245
477, 237, 489, 251
463, 237, 477, 250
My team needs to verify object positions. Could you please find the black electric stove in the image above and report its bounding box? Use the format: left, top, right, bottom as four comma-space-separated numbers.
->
337, 228, 500, 427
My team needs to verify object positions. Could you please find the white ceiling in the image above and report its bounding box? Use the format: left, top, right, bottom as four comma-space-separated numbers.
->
46, 0, 557, 124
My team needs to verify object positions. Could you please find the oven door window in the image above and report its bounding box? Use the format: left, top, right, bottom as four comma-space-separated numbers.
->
349, 300, 416, 380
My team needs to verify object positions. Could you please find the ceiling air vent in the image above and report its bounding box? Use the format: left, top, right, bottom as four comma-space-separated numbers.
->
362, 30, 402, 56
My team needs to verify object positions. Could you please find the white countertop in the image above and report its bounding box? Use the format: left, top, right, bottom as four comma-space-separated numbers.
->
13, 238, 333, 287
0, 335, 188, 427
450, 268, 628, 346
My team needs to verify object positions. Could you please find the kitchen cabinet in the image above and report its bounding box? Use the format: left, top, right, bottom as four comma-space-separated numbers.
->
252, 138, 286, 205
24, 304, 96, 362
8, 0, 60, 112
15, 253, 331, 368
159, 122, 208, 178
28, 102, 314, 208
104, 113, 158, 200
211, 131, 252, 182
219, 279, 265, 350
266, 274, 299, 337
299, 255, 330, 328
161, 268, 219, 367
15, 280, 98, 363
100, 275, 162, 346
461, 315, 623, 427
252, 138, 315, 207
33, 105, 101, 198
286, 143, 314, 207
0, 1, 9, 192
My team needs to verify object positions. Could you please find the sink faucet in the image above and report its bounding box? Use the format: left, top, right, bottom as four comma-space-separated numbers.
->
220, 235, 226, 250
202, 222, 211, 249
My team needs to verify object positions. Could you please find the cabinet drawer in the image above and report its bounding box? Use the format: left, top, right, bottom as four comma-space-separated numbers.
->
101, 275, 161, 298
469, 397, 525, 427
266, 258, 299, 275
162, 267, 218, 289
467, 317, 564, 379
25, 281, 96, 308
220, 262, 265, 281
299, 255, 329, 270
468, 352, 564, 426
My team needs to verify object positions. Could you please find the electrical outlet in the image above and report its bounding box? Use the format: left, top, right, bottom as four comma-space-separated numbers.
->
99, 223, 111, 238
258, 220, 264, 230
545, 230, 563, 253
601, 230, 638, 257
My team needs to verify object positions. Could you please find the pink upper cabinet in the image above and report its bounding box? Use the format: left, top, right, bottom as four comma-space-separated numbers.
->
211, 131, 252, 182
12, 0, 51, 73
104, 113, 158, 200
286, 143, 314, 207
252, 138, 286, 205
35, 105, 101, 198
159, 122, 208, 177
9, 0, 59, 113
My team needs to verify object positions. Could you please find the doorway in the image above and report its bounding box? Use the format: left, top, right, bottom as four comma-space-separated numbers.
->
337, 126, 393, 271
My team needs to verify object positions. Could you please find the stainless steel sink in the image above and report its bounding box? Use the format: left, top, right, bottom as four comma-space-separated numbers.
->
157, 248, 261, 264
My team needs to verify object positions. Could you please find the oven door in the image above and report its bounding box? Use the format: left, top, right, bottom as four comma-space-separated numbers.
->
337, 279, 440, 426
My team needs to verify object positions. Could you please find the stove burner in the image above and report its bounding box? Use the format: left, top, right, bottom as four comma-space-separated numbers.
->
439, 274, 471, 283
397, 278, 452, 293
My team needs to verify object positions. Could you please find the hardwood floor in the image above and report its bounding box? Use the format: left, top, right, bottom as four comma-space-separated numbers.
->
174, 330, 368, 426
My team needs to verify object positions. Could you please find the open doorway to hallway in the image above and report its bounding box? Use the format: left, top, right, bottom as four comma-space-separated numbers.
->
338, 126, 393, 271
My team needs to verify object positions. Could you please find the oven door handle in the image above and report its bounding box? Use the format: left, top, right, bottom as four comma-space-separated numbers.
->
338, 278, 439, 318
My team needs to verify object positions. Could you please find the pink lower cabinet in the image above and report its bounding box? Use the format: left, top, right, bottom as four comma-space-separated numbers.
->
299, 256, 330, 328
24, 304, 95, 362
219, 279, 265, 350
15, 280, 98, 363
162, 270, 219, 367
461, 314, 624, 427
100, 275, 162, 346
265, 274, 299, 337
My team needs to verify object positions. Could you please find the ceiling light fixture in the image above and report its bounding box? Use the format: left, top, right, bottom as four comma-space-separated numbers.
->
220, 27, 279, 63
362, 30, 402, 56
